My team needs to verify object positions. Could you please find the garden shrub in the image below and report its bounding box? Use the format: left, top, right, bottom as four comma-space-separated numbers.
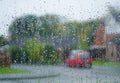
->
42, 43, 62, 64
80, 40, 89, 50
42, 43, 56, 64
24, 38, 46, 63
9, 38, 63, 64
9, 46, 29, 63
51, 49, 63, 64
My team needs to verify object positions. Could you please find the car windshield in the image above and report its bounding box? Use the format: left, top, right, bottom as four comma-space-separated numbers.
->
69, 54, 75, 59
69, 51, 76, 58
80, 54, 89, 59
69, 50, 84, 58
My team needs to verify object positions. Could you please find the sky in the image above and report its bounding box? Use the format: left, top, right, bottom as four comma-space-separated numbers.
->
0, 0, 120, 37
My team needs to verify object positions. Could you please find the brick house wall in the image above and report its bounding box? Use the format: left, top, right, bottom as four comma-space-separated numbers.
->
90, 23, 120, 61
93, 24, 105, 46
89, 24, 106, 59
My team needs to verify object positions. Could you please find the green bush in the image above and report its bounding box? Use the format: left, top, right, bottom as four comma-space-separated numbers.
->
51, 49, 63, 64
9, 39, 63, 64
24, 38, 46, 63
80, 40, 88, 50
42, 43, 63, 64
0, 36, 8, 46
9, 46, 29, 63
42, 43, 56, 64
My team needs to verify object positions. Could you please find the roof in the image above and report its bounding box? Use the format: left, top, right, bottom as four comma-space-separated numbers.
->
109, 36, 120, 45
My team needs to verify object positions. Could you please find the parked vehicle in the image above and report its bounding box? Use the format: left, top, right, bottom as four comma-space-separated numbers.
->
65, 50, 92, 68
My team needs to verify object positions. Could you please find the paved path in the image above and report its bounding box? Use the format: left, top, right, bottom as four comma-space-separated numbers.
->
0, 64, 60, 81
0, 64, 120, 83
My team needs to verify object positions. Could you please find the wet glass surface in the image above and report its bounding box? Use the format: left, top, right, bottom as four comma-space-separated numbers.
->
0, 0, 120, 83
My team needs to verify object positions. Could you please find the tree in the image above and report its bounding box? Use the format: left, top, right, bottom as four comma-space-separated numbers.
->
9, 14, 65, 46
9, 15, 38, 45
65, 21, 82, 36
108, 6, 120, 22
9, 15, 37, 37
64, 19, 102, 50
24, 38, 46, 63
65, 21, 92, 50
0, 35, 8, 46
37, 14, 64, 37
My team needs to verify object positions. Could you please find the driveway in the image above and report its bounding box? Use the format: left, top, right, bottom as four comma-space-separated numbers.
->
0, 64, 120, 83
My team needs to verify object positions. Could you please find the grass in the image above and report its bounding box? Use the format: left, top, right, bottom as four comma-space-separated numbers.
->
93, 60, 120, 66
0, 66, 30, 74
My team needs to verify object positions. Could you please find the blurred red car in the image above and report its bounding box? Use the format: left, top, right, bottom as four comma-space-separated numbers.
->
65, 50, 92, 68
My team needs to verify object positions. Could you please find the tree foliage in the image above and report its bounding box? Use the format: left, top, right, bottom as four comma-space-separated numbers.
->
37, 14, 64, 36
64, 20, 101, 50
24, 38, 45, 63
9, 15, 37, 39
0, 35, 8, 46
9, 14, 65, 45
9, 46, 29, 63
42, 43, 56, 64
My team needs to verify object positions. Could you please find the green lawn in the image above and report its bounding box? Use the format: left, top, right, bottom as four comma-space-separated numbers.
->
93, 60, 120, 66
0, 67, 30, 74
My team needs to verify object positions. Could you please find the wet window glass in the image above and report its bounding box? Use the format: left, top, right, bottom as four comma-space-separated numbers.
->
80, 55, 89, 59
0, 0, 120, 83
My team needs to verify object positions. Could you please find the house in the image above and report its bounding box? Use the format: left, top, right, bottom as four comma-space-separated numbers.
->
104, 33, 120, 61
90, 10, 120, 61
89, 23, 106, 59
105, 10, 120, 61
